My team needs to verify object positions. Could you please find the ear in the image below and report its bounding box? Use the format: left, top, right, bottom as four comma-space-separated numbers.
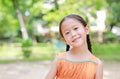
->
85, 25, 90, 34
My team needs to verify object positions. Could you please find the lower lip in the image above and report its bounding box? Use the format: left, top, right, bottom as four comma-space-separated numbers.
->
72, 37, 80, 42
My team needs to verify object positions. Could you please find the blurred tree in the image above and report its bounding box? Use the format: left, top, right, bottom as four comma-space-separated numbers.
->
106, 0, 120, 27
0, 0, 41, 41
12, 0, 28, 40
42, 0, 108, 44
0, 0, 109, 43
0, 0, 19, 40
43, 0, 107, 27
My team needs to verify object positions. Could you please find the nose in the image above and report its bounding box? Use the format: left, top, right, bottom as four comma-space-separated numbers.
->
71, 30, 77, 38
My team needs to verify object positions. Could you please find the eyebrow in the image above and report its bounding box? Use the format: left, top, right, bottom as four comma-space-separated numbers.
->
62, 24, 78, 32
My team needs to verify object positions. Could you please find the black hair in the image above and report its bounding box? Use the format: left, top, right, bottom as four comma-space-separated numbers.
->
59, 14, 92, 53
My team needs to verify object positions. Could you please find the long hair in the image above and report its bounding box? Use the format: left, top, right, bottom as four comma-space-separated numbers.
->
59, 14, 92, 53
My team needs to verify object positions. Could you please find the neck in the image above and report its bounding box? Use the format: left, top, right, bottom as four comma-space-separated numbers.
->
69, 46, 92, 60
70, 43, 90, 55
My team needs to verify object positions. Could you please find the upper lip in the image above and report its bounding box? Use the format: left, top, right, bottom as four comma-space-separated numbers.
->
72, 37, 80, 42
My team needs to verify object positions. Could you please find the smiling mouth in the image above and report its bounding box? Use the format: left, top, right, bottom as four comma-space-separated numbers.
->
72, 37, 80, 42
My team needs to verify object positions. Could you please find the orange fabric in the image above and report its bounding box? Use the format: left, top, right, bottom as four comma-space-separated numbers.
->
56, 53, 99, 79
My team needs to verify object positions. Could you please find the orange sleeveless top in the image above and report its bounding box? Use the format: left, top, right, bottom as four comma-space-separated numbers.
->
56, 53, 99, 79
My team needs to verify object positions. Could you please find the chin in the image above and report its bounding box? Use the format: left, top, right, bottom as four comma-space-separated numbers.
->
73, 43, 83, 48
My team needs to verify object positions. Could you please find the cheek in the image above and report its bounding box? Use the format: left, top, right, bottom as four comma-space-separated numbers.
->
64, 37, 71, 44
78, 29, 87, 35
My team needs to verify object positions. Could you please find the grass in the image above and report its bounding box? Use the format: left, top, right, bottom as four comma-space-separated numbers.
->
0, 42, 60, 63
92, 43, 120, 61
0, 42, 120, 63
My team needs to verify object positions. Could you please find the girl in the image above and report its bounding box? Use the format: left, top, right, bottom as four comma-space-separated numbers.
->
45, 14, 103, 79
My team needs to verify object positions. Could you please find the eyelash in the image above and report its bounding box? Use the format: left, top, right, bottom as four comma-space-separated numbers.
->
64, 27, 79, 35
65, 32, 70, 35
74, 27, 78, 30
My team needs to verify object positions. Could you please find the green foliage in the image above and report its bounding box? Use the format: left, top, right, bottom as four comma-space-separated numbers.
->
42, 0, 108, 27
104, 31, 117, 43
22, 39, 33, 47
106, 1, 120, 26
93, 43, 120, 61
0, 0, 120, 43
0, 0, 19, 38
106, 0, 120, 4
21, 39, 33, 58
0, 43, 120, 63
0, 59, 18, 64
0, 0, 109, 40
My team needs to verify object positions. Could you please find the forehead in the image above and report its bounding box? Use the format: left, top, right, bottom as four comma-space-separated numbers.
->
61, 18, 83, 30
62, 18, 81, 25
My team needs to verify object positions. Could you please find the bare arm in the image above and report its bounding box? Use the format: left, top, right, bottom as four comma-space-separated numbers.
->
44, 59, 57, 79
95, 60, 103, 79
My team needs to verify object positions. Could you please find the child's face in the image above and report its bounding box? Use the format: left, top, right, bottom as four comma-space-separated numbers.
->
61, 18, 89, 47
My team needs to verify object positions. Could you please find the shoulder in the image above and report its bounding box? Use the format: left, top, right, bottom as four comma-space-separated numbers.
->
91, 55, 103, 69
54, 52, 67, 65
94, 56, 103, 79
91, 55, 102, 64
52, 52, 66, 63
96, 58, 103, 71
97, 58, 103, 71
95, 61, 103, 79
97, 59, 103, 66
56, 52, 66, 59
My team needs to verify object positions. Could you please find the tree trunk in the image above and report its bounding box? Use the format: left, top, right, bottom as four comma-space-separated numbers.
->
54, 0, 59, 10
98, 31, 104, 43
12, 0, 28, 40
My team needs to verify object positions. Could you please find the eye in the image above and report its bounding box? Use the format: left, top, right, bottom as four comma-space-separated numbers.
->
74, 27, 78, 30
65, 31, 70, 35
